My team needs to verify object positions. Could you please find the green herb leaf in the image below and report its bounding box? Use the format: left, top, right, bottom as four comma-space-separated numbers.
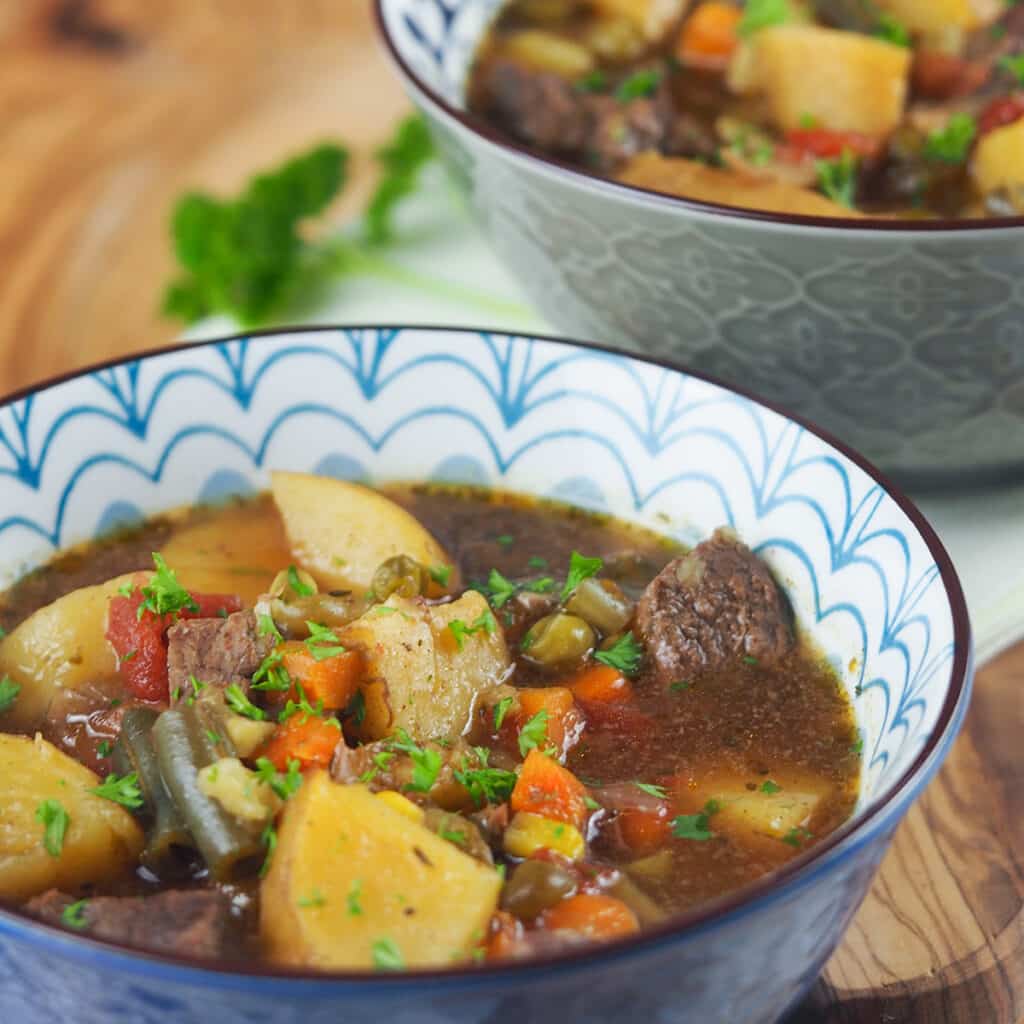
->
346, 689, 367, 726
36, 800, 70, 857
259, 823, 277, 878
738, 0, 791, 36
61, 899, 89, 930
365, 115, 435, 244
347, 878, 363, 916
96, 740, 113, 758
428, 564, 453, 588
583, 795, 601, 811
671, 799, 720, 842
138, 553, 198, 620
634, 781, 668, 799
252, 649, 292, 692
816, 149, 859, 207
0, 675, 21, 715
90, 772, 145, 810
782, 825, 813, 848
305, 620, 346, 661
875, 13, 910, 46
493, 695, 514, 732
669, 680, 691, 693
454, 748, 517, 807
287, 565, 314, 597
257, 613, 283, 643
518, 709, 549, 757
527, 556, 548, 570
372, 936, 405, 971
298, 888, 327, 909
594, 631, 644, 676
615, 68, 662, 100
576, 69, 608, 93
225, 683, 266, 721
448, 609, 497, 650
924, 112, 977, 163
761, 779, 782, 794
255, 757, 304, 800
484, 568, 518, 609
163, 143, 348, 327
390, 729, 442, 793
561, 551, 604, 601
1000, 53, 1024, 85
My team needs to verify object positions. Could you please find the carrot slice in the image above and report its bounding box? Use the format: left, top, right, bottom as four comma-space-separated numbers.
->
278, 641, 363, 711
679, 2, 742, 62
542, 893, 639, 940
511, 749, 589, 830
258, 715, 341, 772
517, 687, 582, 756
567, 665, 633, 705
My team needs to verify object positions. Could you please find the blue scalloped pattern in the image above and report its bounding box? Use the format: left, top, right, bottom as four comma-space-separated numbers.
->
0, 328, 956, 808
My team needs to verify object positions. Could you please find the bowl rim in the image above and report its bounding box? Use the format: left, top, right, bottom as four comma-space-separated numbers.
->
0, 324, 973, 987
373, 0, 1024, 236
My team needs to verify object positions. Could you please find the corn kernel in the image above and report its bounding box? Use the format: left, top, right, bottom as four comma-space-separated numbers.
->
375, 790, 425, 823
503, 812, 585, 861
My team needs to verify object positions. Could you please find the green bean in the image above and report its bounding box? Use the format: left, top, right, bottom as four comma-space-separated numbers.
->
565, 577, 633, 635
523, 613, 595, 668
152, 702, 262, 881
114, 707, 194, 869
371, 555, 429, 600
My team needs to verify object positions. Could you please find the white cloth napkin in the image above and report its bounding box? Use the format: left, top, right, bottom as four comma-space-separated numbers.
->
191, 170, 1024, 665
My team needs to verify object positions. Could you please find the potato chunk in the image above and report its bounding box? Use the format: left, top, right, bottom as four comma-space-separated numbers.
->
161, 505, 290, 606
972, 118, 1024, 196
874, 0, 1000, 32
618, 153, 862, 217
730, 25, 910, 135
589, 0, 688, 41
0, 733, 144, 900
0, 572, 141, 731
260, 775, 501, 969
342, 591, 510, 742
270, 472, 454, 593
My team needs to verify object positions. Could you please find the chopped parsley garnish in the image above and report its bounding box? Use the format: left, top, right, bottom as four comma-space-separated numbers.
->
576, 69, 608, 93
1000, 53, 1024, 85
298, 888, 327, 909
583, 795, 601, 811
259, 823, 277, 878
924, 113, 976, 163
366, 114, 435, 245
782, 826, 813, 848
527, 556, 548, 570
634, 781, 668, 799
255, 757, 304, 800
346, 690, 367, 726
561, 551, 603, 601
347, 878, 363, 917
36, 800, 70, 857
390, 729, 442, 793
138, 553, 198, 620
798, 112, 819, 129
671, 799, 720, 842
287, 565, 314, 597
493, 695, 514, 732
61, 899, 89, 930
90, 772, 145, 810
428, 564, 453, 588
455, 749, 517, 807
439, 828, 468, 845
448, 609, 497, 650
518, 709, 549, 757
279, 681, 333, 726
372, 937, 405, 971
251, 650, 292, 692
257, 613, 283, 643
850, 735, 864, 755
875, 13, 910, 46
96, 740, 113, 758
483, 568, 555, 609
305, 620, 345, 661
495, 534, 515, 548
738, 0, 791, 36
816, 149, 858, 207
615, 68, 662, 101
225, 683, 266, 721
761, 780, 782, 794
742, 655, 759, 666
0, 675, 20, 715
121, 649, 138, 663
594, 631, 644, 676
669, 680, 691, 693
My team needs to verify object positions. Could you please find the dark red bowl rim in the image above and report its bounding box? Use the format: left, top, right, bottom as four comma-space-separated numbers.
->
0, 325, 973, 985
373, 0, 1024, 235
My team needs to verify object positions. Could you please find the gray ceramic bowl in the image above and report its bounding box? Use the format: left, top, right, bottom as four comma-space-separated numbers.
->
376, 0, 1024, 487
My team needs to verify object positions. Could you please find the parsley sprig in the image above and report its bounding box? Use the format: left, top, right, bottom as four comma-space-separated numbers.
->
594, 632, 644, 676
389, 729, 442, 793
36, 800, 70, 857
90, 772, 145, 810
561, 551, 603, 602
454, 747, 517, 807
0, 675, 20, 715
518, 709, 549, 757
138, 553, 198, 620
448, 609, 497, 650
671, 799, 720, 842
305, 621, 345, 661
482, 568, 555, 609
255, 757, 303, 800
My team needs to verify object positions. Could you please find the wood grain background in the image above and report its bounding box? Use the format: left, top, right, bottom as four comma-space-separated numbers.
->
1, 3, 1021, 1020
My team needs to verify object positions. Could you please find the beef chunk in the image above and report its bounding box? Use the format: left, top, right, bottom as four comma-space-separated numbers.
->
166, 610, 271, 700
636, 528, 794, 685
26, 889, 235, 958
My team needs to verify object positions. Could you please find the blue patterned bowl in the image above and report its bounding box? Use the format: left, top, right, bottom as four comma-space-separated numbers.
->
0, 327, 971, 1024
376, 0, 1024, 485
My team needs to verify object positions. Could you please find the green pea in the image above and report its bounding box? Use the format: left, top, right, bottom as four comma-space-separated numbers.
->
371, 555, 429, 600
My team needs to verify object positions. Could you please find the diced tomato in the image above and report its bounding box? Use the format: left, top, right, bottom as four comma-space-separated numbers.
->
105, 589, 242, 703
785, 129, 882, 159
979, 94, 1024, 138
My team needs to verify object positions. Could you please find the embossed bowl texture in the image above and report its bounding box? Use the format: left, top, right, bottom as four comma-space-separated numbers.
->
0, 327, 971, 1024
377, 0, 1024, 485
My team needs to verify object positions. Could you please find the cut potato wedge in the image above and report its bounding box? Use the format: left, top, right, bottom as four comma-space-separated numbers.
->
0, 572, 143, 731
161, 504, 290, 606
729, 25, 910, 135
342, 591, 510, 743
0, 733, 144, 900
874, 0, 1000, 32
972, 118, 1024, 196
261, 775, 501, 969
270, 471, 454, 593
618, 153, 862, 217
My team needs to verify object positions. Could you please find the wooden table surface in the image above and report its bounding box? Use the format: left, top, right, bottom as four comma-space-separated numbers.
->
2, 3, 1022, 1021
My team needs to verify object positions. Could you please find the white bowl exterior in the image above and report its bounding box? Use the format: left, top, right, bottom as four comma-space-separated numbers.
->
0, 328, 957, 814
